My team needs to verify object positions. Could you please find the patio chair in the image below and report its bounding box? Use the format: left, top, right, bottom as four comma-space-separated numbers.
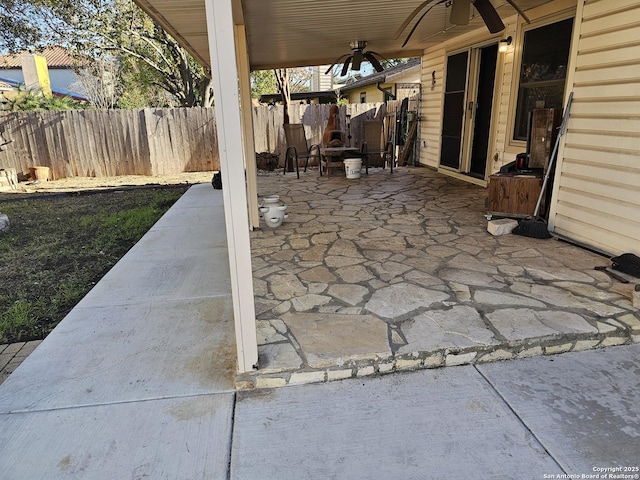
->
283, 124, 321, 179
360, 120, 394, 174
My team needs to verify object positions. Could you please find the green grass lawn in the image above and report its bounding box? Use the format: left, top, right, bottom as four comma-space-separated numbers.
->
0, 185, 189, 343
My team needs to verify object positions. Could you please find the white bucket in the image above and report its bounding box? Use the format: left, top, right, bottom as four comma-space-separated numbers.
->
344, 158, 362, 179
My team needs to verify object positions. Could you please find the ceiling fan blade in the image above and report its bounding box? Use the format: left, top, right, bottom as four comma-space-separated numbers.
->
505, 0, 530, 23
365, 52, 384, 72
473, 0, 505, 34
402, 1, 444, 48
341, 56, 352, 77
394, 0, 438, 39
325, 54, 350, 75
450, 0, 471, 25
352, 50, 364, 70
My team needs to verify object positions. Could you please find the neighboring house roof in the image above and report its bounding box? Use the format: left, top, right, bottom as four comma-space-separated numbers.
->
0, 46, 76, 69
259, 90, 338, 104
339, 58, 421, 92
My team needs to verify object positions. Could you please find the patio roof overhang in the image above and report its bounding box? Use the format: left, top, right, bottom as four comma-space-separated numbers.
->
134, 0, 556, 71
131, 0, 558, 375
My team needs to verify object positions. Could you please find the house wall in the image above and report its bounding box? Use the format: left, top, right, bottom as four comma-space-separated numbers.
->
418, 0, 578, 179
0, 68, 82, 96
343, 68, 421, 104
416, 0, 639, 257
344, 83, 388, 104
311, 66, 333, 91
548, 0, 640, 257
418, 49, 446, 169
0, 70, 23, 84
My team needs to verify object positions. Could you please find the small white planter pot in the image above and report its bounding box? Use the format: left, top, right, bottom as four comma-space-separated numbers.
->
258, 194, 288, 228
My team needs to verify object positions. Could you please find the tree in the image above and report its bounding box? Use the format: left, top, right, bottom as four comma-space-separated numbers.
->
71, 60, 120, 109
0, 1, 42, 52
250, 67, 312, 101
380, 57, 413, 69
3, 0, 213, 108
250, 70, 278, 100
288, 68, 312, 94
273, 68, 292, 124
107, 18, 214, 107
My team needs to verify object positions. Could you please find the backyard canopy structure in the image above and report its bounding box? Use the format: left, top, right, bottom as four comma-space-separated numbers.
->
134, 0, 557, 71
133, 0, 640, 373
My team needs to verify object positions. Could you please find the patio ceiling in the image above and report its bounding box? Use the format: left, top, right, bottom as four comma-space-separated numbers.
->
134, 0, 556, 71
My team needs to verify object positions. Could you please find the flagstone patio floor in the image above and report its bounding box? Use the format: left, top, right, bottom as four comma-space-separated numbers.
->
237, 166, 639, 388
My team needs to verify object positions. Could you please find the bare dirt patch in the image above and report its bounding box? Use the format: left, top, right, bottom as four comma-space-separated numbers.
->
5, 171, 216, 195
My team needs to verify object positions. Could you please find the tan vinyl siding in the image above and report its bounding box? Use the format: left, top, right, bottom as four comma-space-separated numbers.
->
343, 85, 388, 104
418, 49, 445, 168
493, 31, 518, 171
549, 0, 640, 256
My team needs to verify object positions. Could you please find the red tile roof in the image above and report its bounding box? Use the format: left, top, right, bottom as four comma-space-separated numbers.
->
0, 46, 76, 69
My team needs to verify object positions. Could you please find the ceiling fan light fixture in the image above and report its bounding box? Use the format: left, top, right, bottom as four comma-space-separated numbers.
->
352, 50, 364, 70
350, 40, 367, 51
327, 40, 385, 76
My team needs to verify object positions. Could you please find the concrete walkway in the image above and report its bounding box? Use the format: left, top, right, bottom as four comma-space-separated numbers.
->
0, 184, 237, 478
0, 179, 638, 478
242, 167, 639, 387
231, 344, 640, 479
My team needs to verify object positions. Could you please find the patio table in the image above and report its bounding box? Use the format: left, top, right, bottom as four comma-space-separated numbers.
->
320, 147, 361, 177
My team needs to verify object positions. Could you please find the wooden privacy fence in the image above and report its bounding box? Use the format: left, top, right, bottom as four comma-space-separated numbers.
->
0, 108, 219, 180
0, 101, 411, 180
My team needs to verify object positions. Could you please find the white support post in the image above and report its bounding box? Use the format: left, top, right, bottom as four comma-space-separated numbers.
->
205, 0, 258, 373
235, 24, 260, 230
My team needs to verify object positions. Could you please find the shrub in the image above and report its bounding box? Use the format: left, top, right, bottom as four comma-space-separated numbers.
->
3, 87, 91, 111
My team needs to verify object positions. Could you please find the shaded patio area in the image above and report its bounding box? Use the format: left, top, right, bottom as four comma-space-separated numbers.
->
239, 166, 639, 388
1, 178, 637, 477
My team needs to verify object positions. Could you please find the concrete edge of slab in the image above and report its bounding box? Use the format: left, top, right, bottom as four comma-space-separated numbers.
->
235, 331, 639, 390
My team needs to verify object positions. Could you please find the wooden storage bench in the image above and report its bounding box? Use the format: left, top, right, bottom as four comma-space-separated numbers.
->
488, 173, 542, 217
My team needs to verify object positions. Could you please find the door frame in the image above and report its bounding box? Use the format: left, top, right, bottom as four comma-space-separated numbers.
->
439, 39, 503, 186
440, 49, 470, 172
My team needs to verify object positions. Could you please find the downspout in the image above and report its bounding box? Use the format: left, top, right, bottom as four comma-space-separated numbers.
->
377, 82, 396, 101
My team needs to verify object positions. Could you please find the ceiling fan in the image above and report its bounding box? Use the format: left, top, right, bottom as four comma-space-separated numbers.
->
395, 0, 530, 47
325, 41, 385, 76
